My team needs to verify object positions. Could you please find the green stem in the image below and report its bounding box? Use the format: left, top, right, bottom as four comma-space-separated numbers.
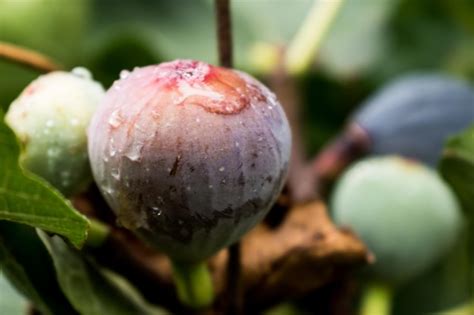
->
171, 260, 214, 309
85, 219, 110, 248
284, 0, 345, 76
360, 282, 393, 315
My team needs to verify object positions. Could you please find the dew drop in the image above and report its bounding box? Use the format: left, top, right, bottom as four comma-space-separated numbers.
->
195, 117, 200, 123
111, 168, 120, 180
109, 138, 117, 157
258, 137, 263, 142
235, 142, 240, 147
71, 67, 92, 80
209, 185, 213, 189
120, 69, 131, 79
186, 186, 191, 191
219, 166, 225, 172
151, 206, 162, 216
125, 144, 143, 161
109, 110, 123, 128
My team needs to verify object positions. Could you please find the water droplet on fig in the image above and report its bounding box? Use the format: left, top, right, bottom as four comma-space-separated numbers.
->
111, 168, 120, 180
235, 142, 240, 147
109, 110, 123, 128
120, 70, 131, 79
195, 118, 200, 123
71, 67, 92, 80
219, 166, 225, 172
109, 138, 117, 157
151, 206, 162, 216
125, 141, 144, 161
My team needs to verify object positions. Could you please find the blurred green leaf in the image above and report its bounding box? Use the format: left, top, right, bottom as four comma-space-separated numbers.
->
0, 0, 91, 107
318, 0, 399, 78
39, 232, 168, 315
0, 113, 89, 248
0, 222, 77, 315
0, 272, 28, 315
0, 273, 28, 315
439, 124, 474, 214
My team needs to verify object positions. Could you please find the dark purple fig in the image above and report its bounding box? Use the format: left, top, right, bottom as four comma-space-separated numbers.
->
313, 74, 474, 186
354, 74, 474, 165
88, 60, 291, 262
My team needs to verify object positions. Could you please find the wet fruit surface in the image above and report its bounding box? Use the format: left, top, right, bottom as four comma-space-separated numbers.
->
6, 68, 105, 196
88, 60, 291, 262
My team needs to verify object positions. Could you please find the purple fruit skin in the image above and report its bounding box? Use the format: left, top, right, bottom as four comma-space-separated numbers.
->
88, 60, 291, 262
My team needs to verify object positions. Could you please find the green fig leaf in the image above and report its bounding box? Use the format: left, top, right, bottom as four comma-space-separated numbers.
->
0, 222, 77, 315
38, 232, 168, 315
439, 124, 474, 214
0, 113, 89, 248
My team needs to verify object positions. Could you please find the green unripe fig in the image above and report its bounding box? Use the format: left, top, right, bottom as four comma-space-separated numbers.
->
5, 68, 105, 196
331, 156, 462, 285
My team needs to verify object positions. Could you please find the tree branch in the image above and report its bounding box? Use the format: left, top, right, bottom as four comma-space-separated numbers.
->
0, 42, 61, 72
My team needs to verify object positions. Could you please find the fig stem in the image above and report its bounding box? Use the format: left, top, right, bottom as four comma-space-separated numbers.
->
359, 282, 393, 315
171, 260, 214, 309
85, 219, 110, 248
284, 0, 344, 76
0, 41, 62, 72
215, 1, 243, 313
215, 0, 233, 67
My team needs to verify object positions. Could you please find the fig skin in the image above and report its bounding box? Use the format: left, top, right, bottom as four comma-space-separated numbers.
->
88, 60, 291, 262
5, 68, 105, 196
331, 156, 462, 285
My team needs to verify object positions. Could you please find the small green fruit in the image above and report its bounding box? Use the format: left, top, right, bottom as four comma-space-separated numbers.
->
5, 68, 105, 196
331, 156, 462, 284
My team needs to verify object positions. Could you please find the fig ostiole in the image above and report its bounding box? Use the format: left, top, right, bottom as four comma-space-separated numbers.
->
331, 156, 462, 315
88, 60, 291, 308
5, 67, 105, 197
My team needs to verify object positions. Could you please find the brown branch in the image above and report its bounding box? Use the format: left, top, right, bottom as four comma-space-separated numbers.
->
310, 123, 371, 196
0, 42, 61, 72
215, 0, 233, 68
271, 53, 318, 204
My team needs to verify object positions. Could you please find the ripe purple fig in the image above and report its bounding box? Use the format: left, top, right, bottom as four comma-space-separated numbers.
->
88, 60, 291, 260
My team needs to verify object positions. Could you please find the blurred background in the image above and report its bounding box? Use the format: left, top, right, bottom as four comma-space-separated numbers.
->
1, 0, 474, 154
0, 0, 473, 314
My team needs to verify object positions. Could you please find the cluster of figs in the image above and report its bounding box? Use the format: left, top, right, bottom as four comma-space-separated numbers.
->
6, 59, 291, 307
5, 54, 473, 311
